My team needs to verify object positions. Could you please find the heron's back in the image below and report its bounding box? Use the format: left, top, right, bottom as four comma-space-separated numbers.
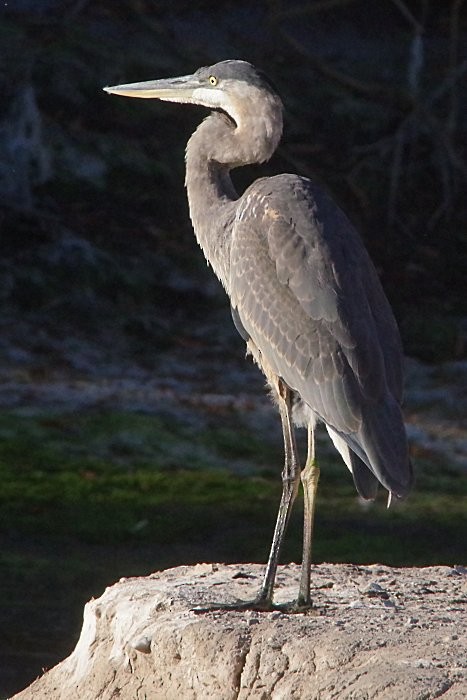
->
229, 174, 412, 497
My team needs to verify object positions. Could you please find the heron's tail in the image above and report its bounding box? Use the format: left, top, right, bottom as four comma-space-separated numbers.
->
325, 424, 379, 500
349, 451, 379, 500
358, 397, 413, 499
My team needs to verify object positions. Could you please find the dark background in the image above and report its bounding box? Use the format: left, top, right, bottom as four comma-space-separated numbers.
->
0, 0, 466, 696
1, 0, 466, 354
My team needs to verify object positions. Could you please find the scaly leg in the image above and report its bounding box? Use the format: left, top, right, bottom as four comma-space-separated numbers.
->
192, 378, 302, 613
297, 422, 320, 607
254, 380, 301, 607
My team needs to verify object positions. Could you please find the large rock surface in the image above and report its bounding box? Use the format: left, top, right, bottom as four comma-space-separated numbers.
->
12, 563, 467, 699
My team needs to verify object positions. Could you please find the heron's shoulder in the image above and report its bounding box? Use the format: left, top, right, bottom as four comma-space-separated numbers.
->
240, 174, 313, 209
238, 174, 348, 231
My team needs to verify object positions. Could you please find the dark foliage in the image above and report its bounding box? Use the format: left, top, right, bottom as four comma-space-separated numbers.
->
0, 0, 466, 360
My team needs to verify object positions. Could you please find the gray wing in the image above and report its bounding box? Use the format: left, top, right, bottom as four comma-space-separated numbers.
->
230, 174, 412, 497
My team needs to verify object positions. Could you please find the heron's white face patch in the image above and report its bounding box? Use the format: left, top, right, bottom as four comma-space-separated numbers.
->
191, 87, 241, 126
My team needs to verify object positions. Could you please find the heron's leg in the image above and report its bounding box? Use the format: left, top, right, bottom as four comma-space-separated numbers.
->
297, 422, 320, 607
255, 381, 301, 607
192, 380, 302, 614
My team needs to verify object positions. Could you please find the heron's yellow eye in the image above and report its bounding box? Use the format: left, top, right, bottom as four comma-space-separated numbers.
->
209, 75, 218, 86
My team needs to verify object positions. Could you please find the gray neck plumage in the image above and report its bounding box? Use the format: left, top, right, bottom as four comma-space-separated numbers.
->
184, 114, 239, 291
184, 104, 282, 291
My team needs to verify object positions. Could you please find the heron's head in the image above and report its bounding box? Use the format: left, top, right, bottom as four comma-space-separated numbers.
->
104, 60, 283, 157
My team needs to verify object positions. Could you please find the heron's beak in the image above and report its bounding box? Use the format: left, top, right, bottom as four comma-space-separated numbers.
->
104, 71, 236, 120
103, 74, 200, 102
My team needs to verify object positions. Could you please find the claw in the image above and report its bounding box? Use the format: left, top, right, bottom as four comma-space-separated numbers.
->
192, 597, 314, 614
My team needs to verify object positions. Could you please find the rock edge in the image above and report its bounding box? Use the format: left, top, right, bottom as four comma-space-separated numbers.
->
11, 563, 467, 699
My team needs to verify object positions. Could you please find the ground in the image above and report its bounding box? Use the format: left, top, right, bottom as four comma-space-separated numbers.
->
11, 562, 467, 699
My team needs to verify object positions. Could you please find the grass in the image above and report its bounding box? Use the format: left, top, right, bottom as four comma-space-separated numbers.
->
0, 407, 466, 697
0, 408, 466, 561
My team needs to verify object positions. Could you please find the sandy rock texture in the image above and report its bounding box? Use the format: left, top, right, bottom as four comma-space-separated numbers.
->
12, 563, 467, 700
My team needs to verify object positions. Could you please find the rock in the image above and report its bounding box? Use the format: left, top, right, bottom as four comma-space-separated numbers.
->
11, 563, 467, 699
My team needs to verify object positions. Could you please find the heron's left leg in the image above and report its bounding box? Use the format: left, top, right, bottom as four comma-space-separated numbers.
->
192, 379, 301, 614
297, 421, 320, 607
254, 380, 301, 608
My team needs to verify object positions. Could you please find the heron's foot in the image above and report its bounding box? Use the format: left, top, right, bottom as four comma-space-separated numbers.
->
275, 597, 314, 614
192, 596, 314, 615
192, 597, 275, 614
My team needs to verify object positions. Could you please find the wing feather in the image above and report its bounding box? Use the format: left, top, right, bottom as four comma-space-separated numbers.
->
229, 174, 411, 495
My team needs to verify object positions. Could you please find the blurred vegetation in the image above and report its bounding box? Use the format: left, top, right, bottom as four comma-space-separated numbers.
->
0, 0, 466, 362
1, 409, 465, 562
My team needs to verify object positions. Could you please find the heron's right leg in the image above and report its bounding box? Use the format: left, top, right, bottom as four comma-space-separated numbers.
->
296, 422, 320, 608
255, 380, 301, 607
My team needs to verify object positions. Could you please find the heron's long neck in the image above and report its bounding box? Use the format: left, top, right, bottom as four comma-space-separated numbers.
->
185, 115, 239, 291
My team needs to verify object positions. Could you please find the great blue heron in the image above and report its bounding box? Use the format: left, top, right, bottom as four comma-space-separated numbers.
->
104, 60, 413, 611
